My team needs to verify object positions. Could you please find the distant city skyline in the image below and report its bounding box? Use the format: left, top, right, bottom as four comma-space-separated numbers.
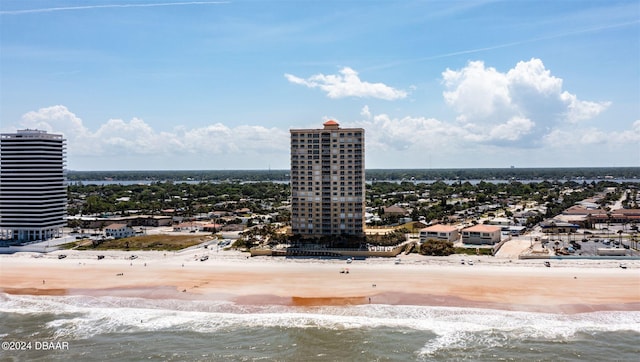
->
1, 0, 638, 170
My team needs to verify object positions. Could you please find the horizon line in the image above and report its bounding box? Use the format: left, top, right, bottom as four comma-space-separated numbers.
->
66, 166, 640, 172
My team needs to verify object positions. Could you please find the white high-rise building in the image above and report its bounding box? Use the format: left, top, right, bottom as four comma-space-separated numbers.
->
0, 129, 67, 243
290, 120, 365, 238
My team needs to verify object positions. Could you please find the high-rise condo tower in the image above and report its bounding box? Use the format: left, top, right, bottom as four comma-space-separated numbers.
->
290, 121, 365, 238
0, 129, 67, 243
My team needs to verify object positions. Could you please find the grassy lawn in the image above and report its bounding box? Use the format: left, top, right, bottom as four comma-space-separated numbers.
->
64, 234, 213, 251
454, 247, 494, 256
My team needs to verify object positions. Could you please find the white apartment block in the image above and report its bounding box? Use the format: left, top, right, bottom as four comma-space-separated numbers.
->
0, 129, 67, 243
290, 120, 365, 238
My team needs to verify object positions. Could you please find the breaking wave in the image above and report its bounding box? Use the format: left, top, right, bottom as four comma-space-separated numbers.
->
2, 292, 638, 343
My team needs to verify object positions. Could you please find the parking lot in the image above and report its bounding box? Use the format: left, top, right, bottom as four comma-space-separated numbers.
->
543, 235, 640, 257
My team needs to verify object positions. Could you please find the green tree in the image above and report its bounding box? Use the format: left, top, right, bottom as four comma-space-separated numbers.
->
419, 239, 454, 256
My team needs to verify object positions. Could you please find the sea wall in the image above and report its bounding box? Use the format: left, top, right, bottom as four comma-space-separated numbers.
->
250, 246, 403, 258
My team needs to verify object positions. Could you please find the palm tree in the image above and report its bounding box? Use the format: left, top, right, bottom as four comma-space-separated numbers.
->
617, 230, 623, 246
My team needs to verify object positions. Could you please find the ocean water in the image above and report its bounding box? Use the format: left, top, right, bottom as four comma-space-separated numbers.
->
1, 293, 639, 361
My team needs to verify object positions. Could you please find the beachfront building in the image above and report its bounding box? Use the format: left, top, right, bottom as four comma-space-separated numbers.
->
0, 129, 67, 243
539, 220, 580, 234
173, 222, 204, 232
104, 223, 135, 239
66, 215, 173, 229
460, 224, 502, 245
290, 120, 365, 238
419, 224, 459, 243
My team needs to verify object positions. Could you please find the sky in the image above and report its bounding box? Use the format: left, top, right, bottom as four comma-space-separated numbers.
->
1, 0, 638, 171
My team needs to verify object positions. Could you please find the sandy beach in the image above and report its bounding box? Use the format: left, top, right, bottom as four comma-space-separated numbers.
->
1, 248, 639, 314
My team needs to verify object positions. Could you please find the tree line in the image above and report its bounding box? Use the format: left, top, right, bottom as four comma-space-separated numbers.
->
67, 167, 640, 182
69, 179, 634, 228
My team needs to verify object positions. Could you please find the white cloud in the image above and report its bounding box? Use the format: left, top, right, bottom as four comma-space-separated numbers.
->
353, 98, 639, 168
285, 67, 408, 100
623, 120, 640, 143
360, 105, 371, 119
20, 105, 94, 154
6, 102, 639, 170
442, 60, 512, 120
442, 58, 611, 146
560, 91, 612, 123
544, 120, 640, 147
507, 58, 562, 95
354, 113, 467, 153
488, 116, 535, 142
11, 105, 289, 169
7, 56, 635, 170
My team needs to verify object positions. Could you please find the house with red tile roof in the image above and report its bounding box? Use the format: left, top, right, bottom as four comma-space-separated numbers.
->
419, 224, 459, 243
461, 224, 502, 245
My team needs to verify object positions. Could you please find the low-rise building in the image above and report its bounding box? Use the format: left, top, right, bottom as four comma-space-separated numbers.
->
383, 205, 407, 217
173, 222, 203, 232
419, 224, 459, 243
487, 217, 512, 226
597, 248, 627, 256
588, 209, 640, 225
67, 215, 172, 229
540, 220, 580, 234
104, 224, 135, 239
507, 225, 527, 236
461, 224, 501, 245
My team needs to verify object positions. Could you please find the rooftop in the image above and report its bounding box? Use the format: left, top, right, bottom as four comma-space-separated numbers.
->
462, 224, 502, 233
421, 224, 458, 233
323, 120, 340, 130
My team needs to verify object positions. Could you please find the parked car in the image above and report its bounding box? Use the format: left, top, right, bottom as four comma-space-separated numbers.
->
58, 254, 67, 259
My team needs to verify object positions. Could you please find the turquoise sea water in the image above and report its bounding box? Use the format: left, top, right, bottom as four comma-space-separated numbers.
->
1, 293, 639, 361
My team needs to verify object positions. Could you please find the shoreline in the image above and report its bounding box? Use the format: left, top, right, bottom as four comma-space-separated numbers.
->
4, 287, 639, 315
2, 250, 639, 314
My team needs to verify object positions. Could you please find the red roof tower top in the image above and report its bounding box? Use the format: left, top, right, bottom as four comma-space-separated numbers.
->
323, 120, 340, 129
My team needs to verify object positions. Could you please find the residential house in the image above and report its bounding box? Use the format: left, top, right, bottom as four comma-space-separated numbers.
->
383, 205, 407, 216
104, 224, 135, 239
419, 224, 459, 243
461, 224, 501, 245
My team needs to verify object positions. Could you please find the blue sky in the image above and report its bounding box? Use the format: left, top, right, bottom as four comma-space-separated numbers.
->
1, 0, 638, 170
